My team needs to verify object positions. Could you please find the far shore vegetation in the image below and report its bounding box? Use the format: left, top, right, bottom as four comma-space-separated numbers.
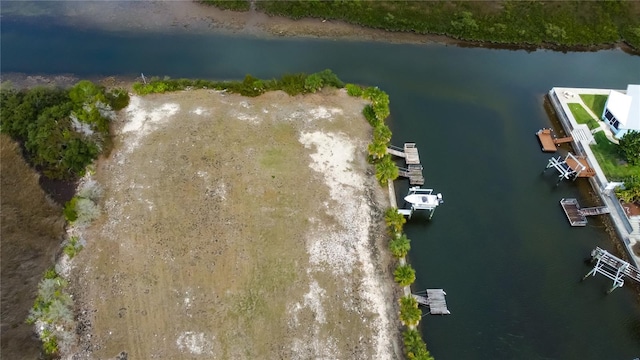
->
202, 0, 640, 52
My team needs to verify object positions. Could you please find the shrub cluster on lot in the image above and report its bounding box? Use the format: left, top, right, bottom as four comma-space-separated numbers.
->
0, 81, 126, 179
132, 69, 345, 97
26, 269, 74, 356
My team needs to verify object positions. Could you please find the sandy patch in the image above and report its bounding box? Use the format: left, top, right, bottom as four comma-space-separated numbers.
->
66, 89, 400, 359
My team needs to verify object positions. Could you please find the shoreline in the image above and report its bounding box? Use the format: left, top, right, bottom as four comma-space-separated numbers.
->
1, 1, 637, 55
547, 87, 640, 271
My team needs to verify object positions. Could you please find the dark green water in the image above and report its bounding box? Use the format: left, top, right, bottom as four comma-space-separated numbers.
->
2, 17, 640, 360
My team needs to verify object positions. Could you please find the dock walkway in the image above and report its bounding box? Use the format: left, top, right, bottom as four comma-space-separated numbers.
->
387, 143, 424, 185
412, 289, 450, 315
560, 198, 610, 226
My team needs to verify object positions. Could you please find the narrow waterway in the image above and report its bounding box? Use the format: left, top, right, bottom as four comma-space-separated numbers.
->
2, 16, 640, 360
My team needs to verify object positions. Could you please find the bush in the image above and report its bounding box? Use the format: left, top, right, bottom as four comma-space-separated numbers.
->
63, 236, 83, 259
384, 207, 406, 235
345, 83, 364, 97
107, 88, 130, 110
389, 234, 411, 258
77, 178, 103, 201
398, 295, 421, 327
375, 154, 399, 186
74, 197, 101, 227
394, 264, 416, 287
618, 130, 640, 166
63, 197, 78, 222
403, 329, 434, 360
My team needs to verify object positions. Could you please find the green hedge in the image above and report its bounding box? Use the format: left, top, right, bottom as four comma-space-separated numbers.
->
132, 69, 344, 97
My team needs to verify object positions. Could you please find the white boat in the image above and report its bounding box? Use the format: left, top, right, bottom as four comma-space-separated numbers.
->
403, 188, 443, 210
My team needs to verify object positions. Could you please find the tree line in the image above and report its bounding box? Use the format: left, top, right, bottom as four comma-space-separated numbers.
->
0, 81, 129, 179
203, 1, 640, 52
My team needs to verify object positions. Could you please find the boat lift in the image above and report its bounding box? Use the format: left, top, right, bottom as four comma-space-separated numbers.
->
398, 187, 443, 219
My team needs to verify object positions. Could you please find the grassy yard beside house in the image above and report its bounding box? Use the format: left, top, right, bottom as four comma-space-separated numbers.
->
579, 94, 608, 118
591, 131, 640, 181
568, 103, 600, 130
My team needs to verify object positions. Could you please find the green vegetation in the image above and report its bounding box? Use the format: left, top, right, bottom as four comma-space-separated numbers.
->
200, 0, 250, 12
590, 131, 640, 181
26, 268, 74, 356
63, 236, 83, 259
568, 103, 600, 130
616, 175, 640, 203
389, 233, 411, 258
132, 69, 344, 97
403, 329, 435, 360
385, 207, 407, 236
398, 295, 422, 327
0, 81, 124, 179
394, 264, 416, 287
579, 94, 608, 118
375, 155, 399, 186
618, 130, 640, 166
247, 1, 640, 51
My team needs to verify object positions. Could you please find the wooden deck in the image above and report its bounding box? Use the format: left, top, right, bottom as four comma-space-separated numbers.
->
565, 155, 595, 178
560, 198, 610, 226
398, 164, 424, 185
413, 289, 450, 315
536, 128, 574, 153
403, 143, 421, 165
536, 128, 558, 152
560, 198, 587, 226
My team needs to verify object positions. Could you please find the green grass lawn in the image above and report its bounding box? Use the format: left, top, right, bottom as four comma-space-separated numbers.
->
568, 103, 600, 130
579, 94, 608, 119
590, 132, 640, 181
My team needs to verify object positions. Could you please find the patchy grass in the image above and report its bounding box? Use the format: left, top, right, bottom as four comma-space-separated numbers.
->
568, 103, 600, 130
591, 131, 640, 181
580, 94, 608, 118
70, 89, 400, 359
0, 134, 65, 359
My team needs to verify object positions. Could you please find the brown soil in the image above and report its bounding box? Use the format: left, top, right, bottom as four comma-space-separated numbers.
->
66, 89, 401, 359
622, 201, 640, 217
0, 134, 66, 359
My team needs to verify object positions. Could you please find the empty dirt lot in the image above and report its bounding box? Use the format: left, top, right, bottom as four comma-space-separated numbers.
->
67, 88, 402, 359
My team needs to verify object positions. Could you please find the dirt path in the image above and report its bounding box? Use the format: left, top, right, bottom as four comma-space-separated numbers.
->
67, 89, 402, 359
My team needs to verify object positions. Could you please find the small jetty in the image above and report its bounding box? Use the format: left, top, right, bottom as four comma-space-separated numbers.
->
536, 128, 573, 152
412, 289, 450, 315
543, 153, 596, 184
387, 143, 424, 185
583, 247, 640, 293
560, 198, 610, 226
387, 143, 420, 164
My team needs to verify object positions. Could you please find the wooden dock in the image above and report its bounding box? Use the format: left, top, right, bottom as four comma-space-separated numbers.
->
387, 143, 420, 165
398, 165, 424, 185
565, 155, 595, 178
388, 143, 424, 185
536, 128, 574, 152
413, 289, 450, 315
560, 198, 610, 227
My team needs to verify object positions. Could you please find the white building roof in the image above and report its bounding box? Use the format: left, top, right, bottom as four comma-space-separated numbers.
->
607, 90, 632, 126
626, 84, 640, 131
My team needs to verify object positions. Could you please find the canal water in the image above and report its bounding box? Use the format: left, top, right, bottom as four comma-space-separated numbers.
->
2, 15, 640, 360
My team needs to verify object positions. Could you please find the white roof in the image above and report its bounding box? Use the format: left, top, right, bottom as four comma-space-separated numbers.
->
607, 90, 632, 126
626, 84, 640, 131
